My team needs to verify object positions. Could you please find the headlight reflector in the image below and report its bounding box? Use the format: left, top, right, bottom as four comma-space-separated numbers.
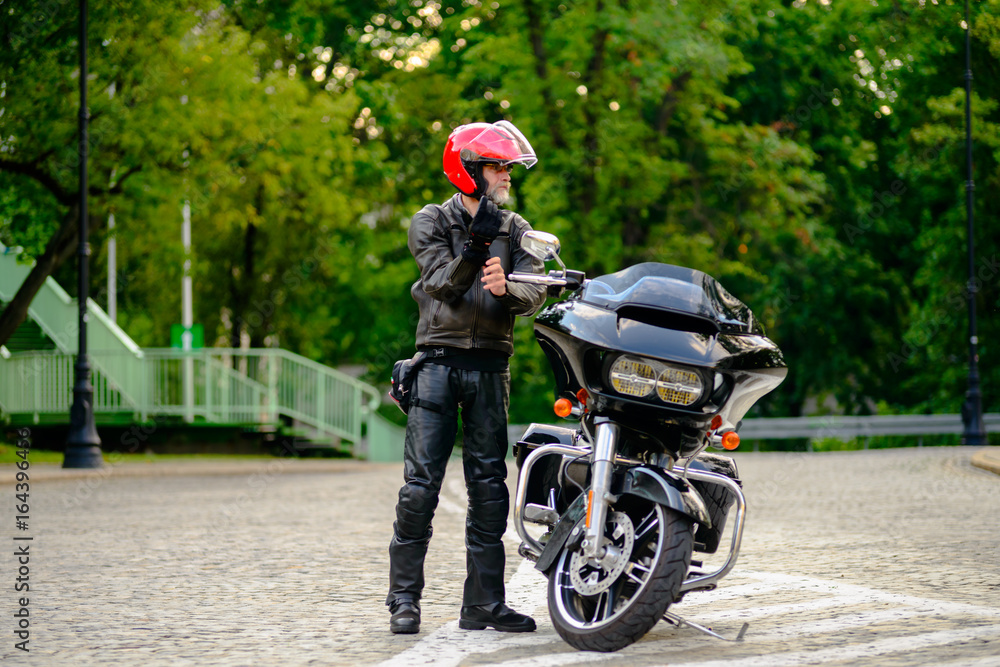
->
608, 356, 657, 397
656, 367, 703, 406
607, 354, 704, 406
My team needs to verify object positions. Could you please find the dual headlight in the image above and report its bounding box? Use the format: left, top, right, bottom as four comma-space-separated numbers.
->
607, 354, 704, 407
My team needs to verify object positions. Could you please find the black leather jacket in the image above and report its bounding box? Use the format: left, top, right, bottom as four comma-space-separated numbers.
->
408, 194, 547, 356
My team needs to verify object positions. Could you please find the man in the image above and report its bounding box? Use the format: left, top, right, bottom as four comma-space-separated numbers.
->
386, 120, 548, 635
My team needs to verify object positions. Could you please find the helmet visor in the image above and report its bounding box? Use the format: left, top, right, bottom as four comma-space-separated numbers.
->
460, 120, 537, 169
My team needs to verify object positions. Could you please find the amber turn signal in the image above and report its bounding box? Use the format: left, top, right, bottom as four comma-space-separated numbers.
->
554, 398, 574, 418
721, 431, 741, 450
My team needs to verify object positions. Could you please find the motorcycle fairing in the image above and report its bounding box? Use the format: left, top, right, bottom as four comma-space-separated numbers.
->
532, 263, 787, 441
536, 302, 784, 378
581, 263, 762, 336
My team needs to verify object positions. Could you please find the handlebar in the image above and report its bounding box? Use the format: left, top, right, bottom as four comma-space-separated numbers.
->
509, 269, 586, 292
508, 272, 569, 286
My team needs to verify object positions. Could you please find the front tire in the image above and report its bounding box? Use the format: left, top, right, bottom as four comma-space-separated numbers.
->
547, 498, 693, 652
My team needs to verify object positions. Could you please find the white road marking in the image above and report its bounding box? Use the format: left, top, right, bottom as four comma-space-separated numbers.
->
935, 657, 1000, 667
733, 571, 1000, 618
376, 558, 552, 667
664, 625, 1000, 667
490, 624, 1000, 667
494, 651, 615, 667
378, 464, 550, 667
376, 616, 556, 667
385, 475, 1000, 666
675, 571, 1000, 637
742, 607, 980, 641
678, 592, 859, 622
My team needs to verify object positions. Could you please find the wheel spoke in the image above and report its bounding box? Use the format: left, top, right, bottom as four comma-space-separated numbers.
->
626, 570, 646, 586
631, 560, 652, 576
628, 558, 652, 586
589, 591, 607, 624
634, 509, 659, 542
605, 576, 626, 614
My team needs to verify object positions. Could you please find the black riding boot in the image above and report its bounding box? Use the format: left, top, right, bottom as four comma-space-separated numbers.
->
386, 363, 511, 609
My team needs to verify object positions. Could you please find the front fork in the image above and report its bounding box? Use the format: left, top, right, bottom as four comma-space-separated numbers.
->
581, 420, 618, 559
511, 420, 619, 559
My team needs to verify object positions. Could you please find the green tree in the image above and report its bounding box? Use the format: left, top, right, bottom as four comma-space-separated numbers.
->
725, 0, 999, 416
1, 1, 371, 358
4, 0, 995, 431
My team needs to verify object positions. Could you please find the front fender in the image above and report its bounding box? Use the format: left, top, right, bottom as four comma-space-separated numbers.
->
621, 466, 711, 527
534, 465, 710, 575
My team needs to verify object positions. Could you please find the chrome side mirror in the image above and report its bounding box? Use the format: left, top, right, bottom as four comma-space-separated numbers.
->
520, 231, 562, 262
509, 230, 583, 291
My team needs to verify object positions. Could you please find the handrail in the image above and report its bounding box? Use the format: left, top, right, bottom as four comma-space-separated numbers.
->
272, 347, 381, 412
0, 243, 143, 357
0, 347, 382, 452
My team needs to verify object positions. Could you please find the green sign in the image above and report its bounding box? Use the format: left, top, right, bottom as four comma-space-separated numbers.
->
170, 323, 204, 349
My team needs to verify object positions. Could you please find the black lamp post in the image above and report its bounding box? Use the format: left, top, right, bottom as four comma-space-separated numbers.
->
63, 0, 103, 468
960, 0, 987, 447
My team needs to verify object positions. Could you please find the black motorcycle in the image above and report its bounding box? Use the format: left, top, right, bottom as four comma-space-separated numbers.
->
507, 232, 786, 652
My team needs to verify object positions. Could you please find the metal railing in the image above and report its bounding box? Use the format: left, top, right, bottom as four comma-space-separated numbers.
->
509, 413, 1000, 450
2, 244, 387, 454
0, 348, 382, 450
736, 413, 1000, 440
0, 351, 132, 418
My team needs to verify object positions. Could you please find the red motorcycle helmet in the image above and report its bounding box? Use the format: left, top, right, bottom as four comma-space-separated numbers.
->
443, 120, 537, 198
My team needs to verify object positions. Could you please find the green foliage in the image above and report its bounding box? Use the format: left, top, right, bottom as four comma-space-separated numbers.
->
2, 0, 998, 429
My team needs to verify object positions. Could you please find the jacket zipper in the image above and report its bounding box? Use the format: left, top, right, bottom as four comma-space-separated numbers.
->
471, 262, 482, 347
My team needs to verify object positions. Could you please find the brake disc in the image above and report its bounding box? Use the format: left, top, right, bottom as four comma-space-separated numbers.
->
568, 511, 635, 596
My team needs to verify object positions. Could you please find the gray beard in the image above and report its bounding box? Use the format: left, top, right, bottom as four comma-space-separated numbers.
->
486, 185, 510, 207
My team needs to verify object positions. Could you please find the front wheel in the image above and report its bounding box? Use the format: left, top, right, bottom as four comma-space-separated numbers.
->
547, 498, 693, 652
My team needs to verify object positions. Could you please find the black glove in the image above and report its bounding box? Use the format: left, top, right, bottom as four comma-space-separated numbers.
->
461, 240, 491, 266
468, 198, 502, 249
462, 198, 503, 266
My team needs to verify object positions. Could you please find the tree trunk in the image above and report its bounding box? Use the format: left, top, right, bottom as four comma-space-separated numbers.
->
579, 4, 608, 218
228, 221, 257, 348
0, 205, 80, 348
523, 0, 564, 150
656, 72, 692, 135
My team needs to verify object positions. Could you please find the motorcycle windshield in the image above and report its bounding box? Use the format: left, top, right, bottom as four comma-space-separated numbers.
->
580, 263, 761, 335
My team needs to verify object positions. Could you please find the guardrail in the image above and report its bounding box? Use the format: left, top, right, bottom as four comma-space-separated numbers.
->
508, 413, 1000, 450
737, 413, 1000, 440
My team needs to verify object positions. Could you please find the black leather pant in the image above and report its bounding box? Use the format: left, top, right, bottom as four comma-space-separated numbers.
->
387, 362, 511, 608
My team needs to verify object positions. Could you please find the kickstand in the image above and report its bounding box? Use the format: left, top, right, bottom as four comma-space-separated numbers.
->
663, 611, 748, 642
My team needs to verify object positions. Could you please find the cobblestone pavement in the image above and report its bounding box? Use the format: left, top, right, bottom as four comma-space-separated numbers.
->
2, 447, 999, 666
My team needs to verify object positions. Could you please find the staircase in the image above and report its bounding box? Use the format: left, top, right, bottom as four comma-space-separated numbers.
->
0, 244, 402, 458
0, 311, 56, 354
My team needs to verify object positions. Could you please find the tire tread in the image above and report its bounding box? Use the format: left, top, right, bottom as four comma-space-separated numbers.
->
548, 507, 693, 652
